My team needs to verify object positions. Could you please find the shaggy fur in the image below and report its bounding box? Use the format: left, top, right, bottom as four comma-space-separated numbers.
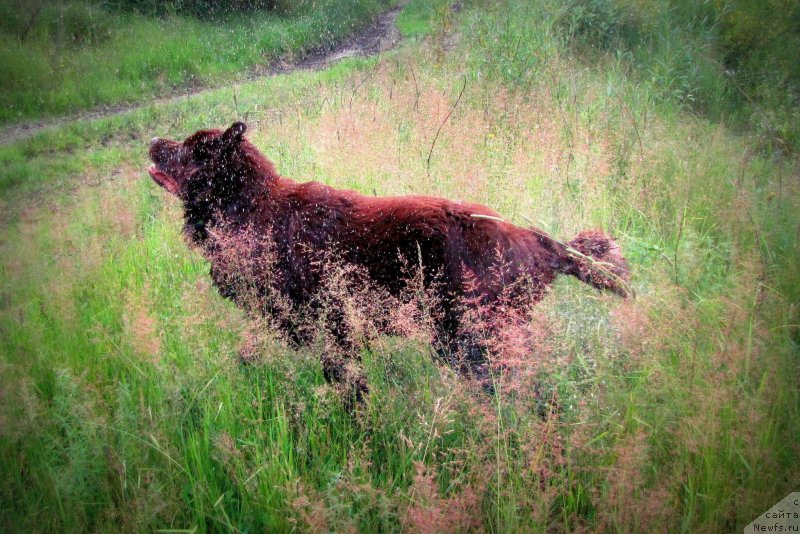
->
149, 122, 630, 400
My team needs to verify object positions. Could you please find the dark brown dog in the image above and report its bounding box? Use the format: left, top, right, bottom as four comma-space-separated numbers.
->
149, 122, 629, 401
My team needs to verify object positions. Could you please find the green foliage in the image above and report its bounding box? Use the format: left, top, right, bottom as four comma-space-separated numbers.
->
0, 0, 389, 123
101, 0, 352, 19
396, 0, 451, 38
715, 0, 800, 151
556, 0, 638, 50
43, 2, 114, 45
546, 0, 800, 151
463, 2, 559, 88
0, 1, 114, 44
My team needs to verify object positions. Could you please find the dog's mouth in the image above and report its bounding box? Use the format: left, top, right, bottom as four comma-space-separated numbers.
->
149, 137, 183, 195
148, 165, 182, 196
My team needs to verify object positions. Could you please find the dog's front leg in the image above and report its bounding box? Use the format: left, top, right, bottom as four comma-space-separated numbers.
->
319, 306, 369, 412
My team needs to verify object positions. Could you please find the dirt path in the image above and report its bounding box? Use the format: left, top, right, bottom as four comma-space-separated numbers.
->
0, 3, 405, 146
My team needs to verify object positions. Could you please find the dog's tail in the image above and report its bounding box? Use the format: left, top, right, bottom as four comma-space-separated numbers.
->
559, 230, 632, 298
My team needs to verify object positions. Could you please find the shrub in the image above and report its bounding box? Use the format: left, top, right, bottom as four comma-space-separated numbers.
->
556, 0, 638, 51
99, 0, 313, 18
0, 0, 112, 44
549, 0, 800, 152
42, 2, 113, 45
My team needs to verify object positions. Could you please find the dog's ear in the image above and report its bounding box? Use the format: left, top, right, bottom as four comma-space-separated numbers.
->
221, 122, 247, 147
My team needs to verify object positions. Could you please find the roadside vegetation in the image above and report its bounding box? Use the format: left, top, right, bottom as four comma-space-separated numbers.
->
0, 0, 797, 531
0, 0, 391, 123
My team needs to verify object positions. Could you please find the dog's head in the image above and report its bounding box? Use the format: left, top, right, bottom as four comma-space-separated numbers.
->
149, 121, 248, 198
149, 122, 278, 243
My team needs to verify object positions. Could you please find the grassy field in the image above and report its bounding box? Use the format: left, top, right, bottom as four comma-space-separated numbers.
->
1, 0, 798, 532
0, 0, 390, 124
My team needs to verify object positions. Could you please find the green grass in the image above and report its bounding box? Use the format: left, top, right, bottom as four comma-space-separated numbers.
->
0, 0, 390, 124
1, 0, 798, 531
396, 0, 450, 38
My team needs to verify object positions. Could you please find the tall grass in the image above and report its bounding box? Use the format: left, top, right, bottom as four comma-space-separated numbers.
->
0, 0, 798, 531
550, 0, 800, 152
0, 0, 390, 124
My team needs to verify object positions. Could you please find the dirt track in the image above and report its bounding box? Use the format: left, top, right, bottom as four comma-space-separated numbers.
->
0, 3, 405, 146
